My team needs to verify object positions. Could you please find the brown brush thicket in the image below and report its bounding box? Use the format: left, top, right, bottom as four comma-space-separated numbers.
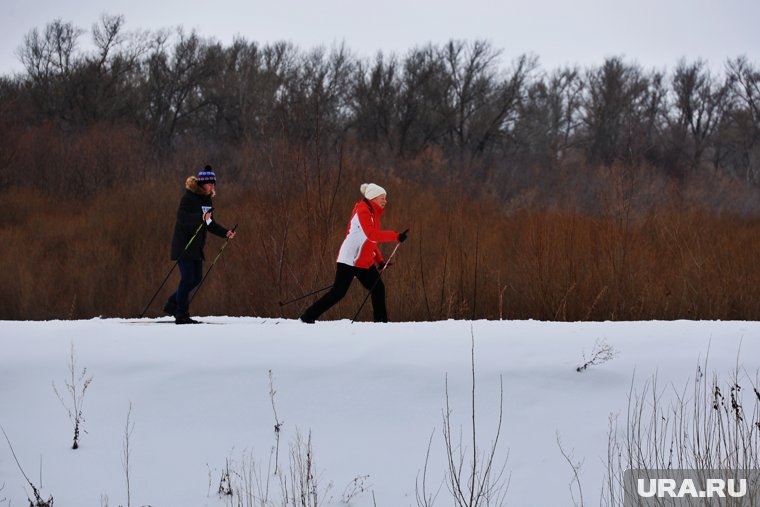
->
3, 131, 760, 322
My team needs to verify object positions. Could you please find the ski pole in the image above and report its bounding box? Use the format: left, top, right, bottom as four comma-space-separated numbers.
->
189, 224, 238, 304
350, 240, 402, 323
139, 222, 204, 318
278, 284, 333, 307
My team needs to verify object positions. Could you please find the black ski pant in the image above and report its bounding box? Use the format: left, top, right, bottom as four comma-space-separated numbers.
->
167, 258, 203, 317
301, 263, 387, 322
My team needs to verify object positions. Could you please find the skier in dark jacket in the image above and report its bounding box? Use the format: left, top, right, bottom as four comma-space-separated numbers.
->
164, 166, 236, 324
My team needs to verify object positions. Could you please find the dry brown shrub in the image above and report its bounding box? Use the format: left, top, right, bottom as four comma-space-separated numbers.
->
5, 147, 760, 321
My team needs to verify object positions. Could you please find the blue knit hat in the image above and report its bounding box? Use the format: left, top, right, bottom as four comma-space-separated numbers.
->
197, 165, 216, 185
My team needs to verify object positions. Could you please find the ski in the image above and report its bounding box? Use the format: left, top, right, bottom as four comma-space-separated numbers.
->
122, 320, 225, 325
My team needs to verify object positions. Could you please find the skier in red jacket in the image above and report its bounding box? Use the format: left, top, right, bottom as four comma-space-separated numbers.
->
300, 183, 408, 323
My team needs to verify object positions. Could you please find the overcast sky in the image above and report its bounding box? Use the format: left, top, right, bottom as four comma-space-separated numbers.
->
2, 0, 758, 76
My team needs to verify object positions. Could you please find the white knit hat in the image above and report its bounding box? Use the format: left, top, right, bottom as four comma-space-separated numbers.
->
361, 183, 386, 200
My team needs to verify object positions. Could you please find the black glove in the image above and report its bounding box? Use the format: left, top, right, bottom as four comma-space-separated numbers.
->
398, 228, 409, 243
378, 261, 393, 271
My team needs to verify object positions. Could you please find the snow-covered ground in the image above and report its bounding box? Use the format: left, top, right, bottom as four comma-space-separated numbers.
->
0, 317, 758, 506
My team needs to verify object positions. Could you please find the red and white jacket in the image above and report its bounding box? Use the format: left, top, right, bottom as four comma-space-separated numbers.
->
336, 199, 398, 268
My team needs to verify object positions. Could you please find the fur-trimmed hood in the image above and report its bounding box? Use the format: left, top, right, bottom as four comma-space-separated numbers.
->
185, 176, 216, 197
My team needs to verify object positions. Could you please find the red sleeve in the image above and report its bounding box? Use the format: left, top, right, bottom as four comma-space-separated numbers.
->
356, 206, 398, 243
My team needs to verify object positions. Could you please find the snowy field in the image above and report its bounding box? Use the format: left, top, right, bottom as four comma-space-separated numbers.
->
1, 317, 758, 506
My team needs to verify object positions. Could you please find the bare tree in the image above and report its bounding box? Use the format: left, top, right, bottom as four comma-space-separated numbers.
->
723, 57, 760, 183
145, 28, 218, 149
203, 39, 294, 143
442, 40, 503, 155
669, 59, 731, 172
18, 19, 83, 81
396, 44, 452, 157
17, 19, 84, 119
728, 56, 760, 128
350, 52, 400, 151
581, 57, 659, 167
514, 66, 584, 168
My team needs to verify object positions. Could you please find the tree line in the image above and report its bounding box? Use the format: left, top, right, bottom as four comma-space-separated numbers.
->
1, 14, 758, 202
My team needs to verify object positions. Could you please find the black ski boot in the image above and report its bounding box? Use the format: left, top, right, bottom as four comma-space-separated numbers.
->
175, 314, 201, 325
